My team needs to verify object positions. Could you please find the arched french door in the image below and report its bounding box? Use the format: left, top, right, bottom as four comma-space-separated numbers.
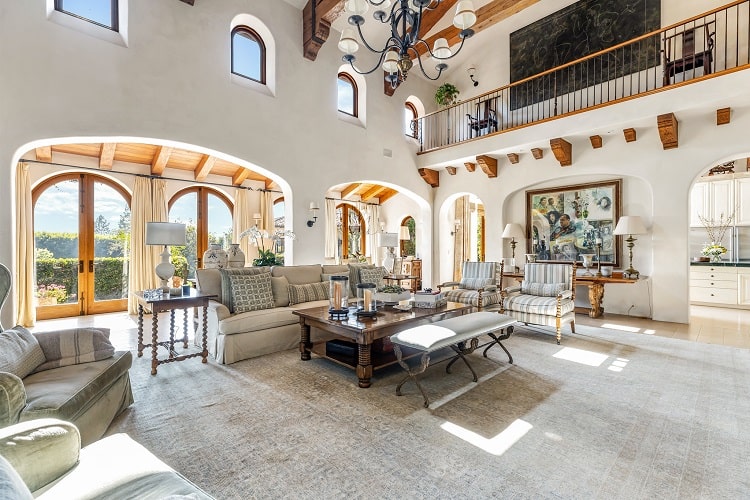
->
336, 203, 366, 259
33, 173, 131, 319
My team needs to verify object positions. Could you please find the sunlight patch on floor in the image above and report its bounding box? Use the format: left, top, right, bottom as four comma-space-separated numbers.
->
553, 347, 608, 367
601, 323, 641, 333
608, 357, 629, 372
441, 419, 533, 456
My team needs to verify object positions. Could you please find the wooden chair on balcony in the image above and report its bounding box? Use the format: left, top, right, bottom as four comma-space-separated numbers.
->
663, 24, 715, 86
467, 99, 498, 138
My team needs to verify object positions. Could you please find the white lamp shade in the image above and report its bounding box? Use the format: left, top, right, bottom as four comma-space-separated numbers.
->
501, 223, 525, 240
344, 0, 368, 16
376, 232, 399, 247
146, 222, 186, 246
309, 202, 319, 210
453, 0, 476, 29
382, 50, 399, 73
432, 38, 451, 59
338, 28, 360, 54
613, 216, 647, 235
399, 226, 410, 240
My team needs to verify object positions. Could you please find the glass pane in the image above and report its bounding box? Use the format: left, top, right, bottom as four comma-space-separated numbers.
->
207, 193, 232, 248
336, 207, 344, 258
93, 181, 129, 301
169, 192, 197, 279
338, 77, 355, 115
59, 0, 115, 28
233, 31, 262, 81
34, 179, 79, 306
348, 210, 362, 256
273, 200, 285, 254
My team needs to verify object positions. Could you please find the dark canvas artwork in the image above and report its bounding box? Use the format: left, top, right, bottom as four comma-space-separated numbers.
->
509, 0, 661, 109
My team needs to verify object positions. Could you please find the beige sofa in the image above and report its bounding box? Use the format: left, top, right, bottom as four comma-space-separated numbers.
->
196, 264, 350, 364
0, 419, 214, 498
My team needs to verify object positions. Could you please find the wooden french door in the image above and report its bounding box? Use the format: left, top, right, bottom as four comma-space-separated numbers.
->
33, 173, 131, 319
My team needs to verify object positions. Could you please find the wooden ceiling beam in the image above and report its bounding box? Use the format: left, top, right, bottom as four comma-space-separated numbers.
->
99, 143, 116, 170
464, 162, 476, 172
303, 0, 345, 61
232, 168, 251, 186
589, 135, 603, 149
194, 154, 217, 181
35, 146, 52, 162
361, 185, 387, 201
446, 166, 457, 175
507, 153, 519, 164
476, 155, 497, 178
340, 183, 360, 198
151, 146, 173, 176
657, 112, 678, 150
377, 188, 398, 204
717, 107, 731, 125
531, 148, 543, 159
418, 168, 440, 187
550, 138, 572, 167
623, 128, 637, 142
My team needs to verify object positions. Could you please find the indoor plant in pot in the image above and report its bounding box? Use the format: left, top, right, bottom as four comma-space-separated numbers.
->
435, 82, 459, 107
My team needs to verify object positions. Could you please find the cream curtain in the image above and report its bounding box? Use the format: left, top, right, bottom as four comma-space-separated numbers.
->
324, 198, 338, 260
127, 177, 167, 314
260, 191, 274, 232
453, 195, 471, 281
15, 162, 35, 327
362, 203, 380, 264
233, 188, 253, 265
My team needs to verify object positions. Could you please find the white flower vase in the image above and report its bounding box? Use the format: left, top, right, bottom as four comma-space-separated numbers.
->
227, 243, 246, 268
203, 243, 228, 269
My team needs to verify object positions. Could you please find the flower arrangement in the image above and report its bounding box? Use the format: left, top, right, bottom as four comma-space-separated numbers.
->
35, 283, 68, 304
239, 226, 296, 266
698, 212, 734, 262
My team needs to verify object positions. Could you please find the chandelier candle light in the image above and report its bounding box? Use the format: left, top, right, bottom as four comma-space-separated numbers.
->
338, 0, 477, 88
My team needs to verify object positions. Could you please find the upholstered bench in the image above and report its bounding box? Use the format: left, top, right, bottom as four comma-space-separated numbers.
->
390, 312, 515, 407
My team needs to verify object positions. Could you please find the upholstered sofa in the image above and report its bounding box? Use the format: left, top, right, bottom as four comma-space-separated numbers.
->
0, 418, 214, 498
196, 264, 353, 364
0, 326, 133, 446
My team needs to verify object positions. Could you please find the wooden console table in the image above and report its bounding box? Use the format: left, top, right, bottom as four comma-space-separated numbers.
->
504, 272, 638, 318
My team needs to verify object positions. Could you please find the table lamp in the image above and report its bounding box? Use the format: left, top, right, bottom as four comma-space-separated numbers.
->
501, 223, 525, 272
377, 232, 398, 274
612, 216, 647, 279
146, 222, 187, 291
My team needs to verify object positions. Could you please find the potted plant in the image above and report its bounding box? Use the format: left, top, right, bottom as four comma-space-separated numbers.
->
435, 82, 459, 107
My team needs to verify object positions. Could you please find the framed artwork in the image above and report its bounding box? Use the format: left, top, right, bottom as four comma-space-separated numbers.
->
525, 179, 622, 267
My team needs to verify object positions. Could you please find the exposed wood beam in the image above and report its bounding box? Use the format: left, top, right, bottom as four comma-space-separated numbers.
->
418, 168, 440, 187
531, 148, 543, 159
232, 168, 251, 186
361, 185, 387, 201
623, 128, 637, 142
550, 138, 572, 167
507, 153, 519, 164
194, 154, 217, 181
464, 162, 476, 172
657, 113, 678, 150
476, 155, 497, 178
717, 107, 731, 125
35, 146, 52, 162
446, 166, 457, 175
151, 146, 173, 176
340, 183, 360, 198
99, 143, 116, 170
303, 0, 344, 61
589, 135, 602, 149
378, 188, 398, 204
265, 178, 274, 190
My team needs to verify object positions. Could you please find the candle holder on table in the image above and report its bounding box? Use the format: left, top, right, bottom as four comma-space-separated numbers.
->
356, 282, 378, 318
595, 240, 603, 277
329, 275, 349, 320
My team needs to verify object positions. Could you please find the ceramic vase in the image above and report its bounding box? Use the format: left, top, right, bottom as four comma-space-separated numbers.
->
227, 243, 246, 268
203, 243, 228, 269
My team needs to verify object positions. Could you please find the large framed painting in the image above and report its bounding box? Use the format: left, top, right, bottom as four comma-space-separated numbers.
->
526, 179, 622, 267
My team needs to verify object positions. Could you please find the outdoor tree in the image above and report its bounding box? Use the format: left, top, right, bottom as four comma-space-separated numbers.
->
94, 215, 111, 235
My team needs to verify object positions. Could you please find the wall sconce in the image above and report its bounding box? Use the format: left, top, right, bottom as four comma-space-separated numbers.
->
467, 64, 478, 87
450, 219, 461, 236
307, 202, 319, 227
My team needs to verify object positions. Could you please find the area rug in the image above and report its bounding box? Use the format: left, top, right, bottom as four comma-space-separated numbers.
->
108, 324, 750, 499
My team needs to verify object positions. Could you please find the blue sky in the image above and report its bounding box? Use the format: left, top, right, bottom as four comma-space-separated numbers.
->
62, 0, 113, 27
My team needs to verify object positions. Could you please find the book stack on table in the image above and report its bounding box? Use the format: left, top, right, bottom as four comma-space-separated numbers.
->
414, 290, 446, 308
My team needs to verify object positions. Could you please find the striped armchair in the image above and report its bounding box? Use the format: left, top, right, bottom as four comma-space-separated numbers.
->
501, 263, 576, 344
438, 261, 503, 309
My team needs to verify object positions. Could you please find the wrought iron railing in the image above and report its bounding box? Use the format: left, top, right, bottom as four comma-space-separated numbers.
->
416, 0, 750, 153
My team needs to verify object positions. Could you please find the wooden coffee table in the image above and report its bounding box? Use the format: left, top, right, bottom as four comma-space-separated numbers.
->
294, 302, 472, 388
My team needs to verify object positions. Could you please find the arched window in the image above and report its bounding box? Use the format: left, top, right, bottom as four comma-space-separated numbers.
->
337, 73, 357, 117
169, 187, 233, 277
54, 0, 119, 31
404, 102, 418, 139
232, 26, 265, 83
336, 204, 365, 258
272, 197, 286, 254
400, 216, 416, 257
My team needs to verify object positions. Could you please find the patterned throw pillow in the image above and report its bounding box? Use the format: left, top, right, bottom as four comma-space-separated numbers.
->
459, 277, 494, 290
521, 280, 567, 297
348, 263, 375, 295
32, 328, 114, 373
359, 267, 387, 290
220, 267, 270, 313
288, 281, 329, 306
0, 327, 46, 378
230, 272, 275, 314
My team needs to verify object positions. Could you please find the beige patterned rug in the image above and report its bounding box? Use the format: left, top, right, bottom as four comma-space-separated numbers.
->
108, 324, 750, 499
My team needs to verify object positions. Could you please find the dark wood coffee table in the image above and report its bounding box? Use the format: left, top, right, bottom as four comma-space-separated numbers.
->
294, 302, 472, 388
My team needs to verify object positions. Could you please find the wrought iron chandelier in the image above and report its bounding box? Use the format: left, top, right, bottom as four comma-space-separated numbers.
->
338, 0, 477, 88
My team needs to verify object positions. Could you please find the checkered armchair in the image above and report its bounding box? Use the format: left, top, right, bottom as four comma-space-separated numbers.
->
438, 261, 503, 309
501, 263, 576, 344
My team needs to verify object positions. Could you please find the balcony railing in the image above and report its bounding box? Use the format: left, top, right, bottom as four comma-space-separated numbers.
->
416, 0, 750, 153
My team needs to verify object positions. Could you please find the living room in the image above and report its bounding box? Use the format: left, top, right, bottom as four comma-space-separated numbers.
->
2, 0, 750, 497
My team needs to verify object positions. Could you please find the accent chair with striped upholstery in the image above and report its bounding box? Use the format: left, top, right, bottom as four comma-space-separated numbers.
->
438, 261, 503, 309
501, 263, 576, 344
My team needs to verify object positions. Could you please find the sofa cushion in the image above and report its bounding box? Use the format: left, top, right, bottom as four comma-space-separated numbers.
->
219, 267, 270, 313
270, 265, 323, 285
21, 351, 132, 423
322, 265, 349, 274
271, 276, 290, 308
459, 277, 494, 290
321, 273, 349, 282
520, 280, 567, 297
0, 454, 33, 500
0, 372, 26, 426
288, 282, 329, 306
217, 307, 299, 335
503, 294, 575, 315
359, 267, 387, 289
32, 328, 114, 373
195, 268, 223, 304
348, 263, 376, 295
230, 272, 275, 314
0, 327, 46, 379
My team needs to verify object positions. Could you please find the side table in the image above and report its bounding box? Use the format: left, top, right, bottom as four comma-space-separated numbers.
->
133, 289, 215, 375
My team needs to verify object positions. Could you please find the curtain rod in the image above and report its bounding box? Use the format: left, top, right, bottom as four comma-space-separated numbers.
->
325, 196, 381, 207
21, 158, 282, 194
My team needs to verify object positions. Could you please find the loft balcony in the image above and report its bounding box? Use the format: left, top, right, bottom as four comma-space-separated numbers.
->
415, 0, 750, 156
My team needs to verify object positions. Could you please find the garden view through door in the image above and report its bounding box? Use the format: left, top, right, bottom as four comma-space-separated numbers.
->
33, 174, 130, 319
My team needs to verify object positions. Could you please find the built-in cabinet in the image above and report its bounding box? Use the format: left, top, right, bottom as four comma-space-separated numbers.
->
690, 177, 735, 227
689, 265, 750, 308
736, 177, 750, 225
739, 268, 750, 306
